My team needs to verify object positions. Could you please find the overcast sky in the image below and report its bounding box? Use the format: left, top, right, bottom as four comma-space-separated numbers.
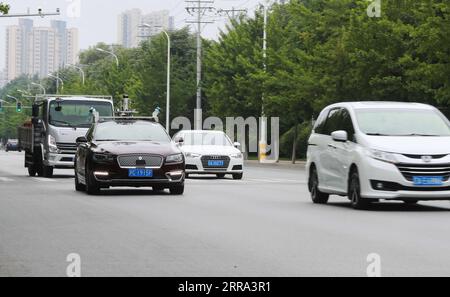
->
0, 0, 263, 69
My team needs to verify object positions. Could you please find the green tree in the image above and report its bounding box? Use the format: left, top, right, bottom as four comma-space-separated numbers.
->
0, 2, 10, 14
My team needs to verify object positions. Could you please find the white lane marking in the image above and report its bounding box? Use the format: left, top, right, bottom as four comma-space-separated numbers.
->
32, 177, 56, 182
0, 177, 14, 182
187, 178, 304, 184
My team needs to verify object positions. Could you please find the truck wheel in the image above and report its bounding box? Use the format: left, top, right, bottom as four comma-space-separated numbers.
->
43, 166, 54, 178
28, 167, 37, 177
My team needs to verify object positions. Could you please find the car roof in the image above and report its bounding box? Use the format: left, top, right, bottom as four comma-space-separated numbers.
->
327, 101, 435, 111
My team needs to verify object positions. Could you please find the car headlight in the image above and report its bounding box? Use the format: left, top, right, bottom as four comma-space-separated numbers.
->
166, 153, 184, 164
366, 149, 399, 164
92, 153, 115, 162
48, 135, 58, 153
231, 152, 243, 159
185, 152, 201, 158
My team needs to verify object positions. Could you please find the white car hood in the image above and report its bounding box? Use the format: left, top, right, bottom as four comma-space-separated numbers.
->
362, 136, 450, 155
181, 145, 240, 156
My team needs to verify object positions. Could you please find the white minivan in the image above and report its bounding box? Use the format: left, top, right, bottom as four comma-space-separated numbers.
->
307, 102, 450, 209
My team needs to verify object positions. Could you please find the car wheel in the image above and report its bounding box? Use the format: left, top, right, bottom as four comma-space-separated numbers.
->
309, 167, 329, 204
233, 173, 243, 180
74, 169, 86, 192
217, 173, 226, 179
28, 167, 37, 177
349, 169, 370, 210
170, 184, 184, 195
42, 165, 54, 178
85, 168, 100, 195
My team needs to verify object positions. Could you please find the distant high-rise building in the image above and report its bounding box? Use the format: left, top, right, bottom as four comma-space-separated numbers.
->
5, 19, 79, 81
0, 69, 7, 88
118, 9, 141, 48
118, 9, 174, 48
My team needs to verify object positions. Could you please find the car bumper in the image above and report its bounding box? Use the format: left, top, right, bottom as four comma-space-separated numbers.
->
184, 156, 244, 174
359, 158, 450, 200
91, 162, 185, 188
45, 153, 75, 168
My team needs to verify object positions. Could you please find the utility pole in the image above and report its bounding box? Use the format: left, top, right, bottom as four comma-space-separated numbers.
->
186, 0, 215, 130
259, 0, 271, 163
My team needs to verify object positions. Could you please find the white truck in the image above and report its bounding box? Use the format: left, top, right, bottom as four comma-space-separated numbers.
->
18, 95, 114, 177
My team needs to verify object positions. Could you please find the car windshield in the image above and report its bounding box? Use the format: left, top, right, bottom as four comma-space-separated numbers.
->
94, 121, 171, 142
181, 132, 232, 146
49, 100, 113, 128
355, 108, 450, 136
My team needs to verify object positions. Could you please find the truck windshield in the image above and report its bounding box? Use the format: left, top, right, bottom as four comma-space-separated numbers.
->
49, 100, 113, 128
356, 108, 450, 136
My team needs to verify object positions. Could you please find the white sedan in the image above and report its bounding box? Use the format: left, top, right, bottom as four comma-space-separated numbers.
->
173, 130, 244, 179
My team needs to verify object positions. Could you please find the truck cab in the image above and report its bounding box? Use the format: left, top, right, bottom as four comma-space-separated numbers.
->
19, 95, 114, 177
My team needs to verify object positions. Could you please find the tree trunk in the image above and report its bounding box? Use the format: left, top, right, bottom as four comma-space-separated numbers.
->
291, 123, 298, 164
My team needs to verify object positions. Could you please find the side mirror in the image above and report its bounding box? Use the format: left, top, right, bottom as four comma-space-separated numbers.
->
331, 130, 348, 142
76, 136, 88, 145
174, 137, 184, 145
32, 104, 39, 118
234, 142, 241, 148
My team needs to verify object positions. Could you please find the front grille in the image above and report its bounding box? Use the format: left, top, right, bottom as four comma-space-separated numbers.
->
201, 155, 230, 169
56, 142, 77, 154
117, 154, 163, 168
396, 163, 450, 182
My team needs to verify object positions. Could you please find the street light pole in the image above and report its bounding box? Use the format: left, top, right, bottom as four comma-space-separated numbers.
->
48, 74, 64, 94
96, 48, 119, 68
31, 82, 46, 97
259, 0, 270, 163
67, 64, 85, 85
142, 24, 171, 133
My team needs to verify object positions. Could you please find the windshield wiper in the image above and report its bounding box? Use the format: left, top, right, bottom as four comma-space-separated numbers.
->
399, 133, 441, 137
366, 133, 391, 136
51, 120, 75, 128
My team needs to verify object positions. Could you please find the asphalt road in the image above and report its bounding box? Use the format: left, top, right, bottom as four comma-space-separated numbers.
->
1, 151, 450, 277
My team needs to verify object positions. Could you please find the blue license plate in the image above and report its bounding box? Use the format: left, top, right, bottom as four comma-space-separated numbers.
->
208, 160, 224, 167
413, 176, 443, 186
128, 169, 153, 178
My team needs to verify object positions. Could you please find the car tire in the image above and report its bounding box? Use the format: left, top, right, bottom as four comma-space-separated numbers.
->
74, 169, 86, 192
85, 168, 100, 195
170, 184, 184, 195
28, 167, 37, 177
349, 169, 370, 210
217, 173, 226, 179
309, 167, 329, 204
232, 173, 243, 180
42, 165, 54, 178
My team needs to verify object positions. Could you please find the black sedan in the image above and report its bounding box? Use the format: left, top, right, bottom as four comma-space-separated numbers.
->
74, 118, 185, 195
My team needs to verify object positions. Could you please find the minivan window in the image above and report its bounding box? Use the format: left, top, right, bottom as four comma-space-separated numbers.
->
340, 109, 356, 141
314, 110, 329, 134
356, 108, 450, 136
323, 108, 341, 135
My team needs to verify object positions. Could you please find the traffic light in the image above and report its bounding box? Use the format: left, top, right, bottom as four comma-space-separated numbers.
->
16, 102, 22, 113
